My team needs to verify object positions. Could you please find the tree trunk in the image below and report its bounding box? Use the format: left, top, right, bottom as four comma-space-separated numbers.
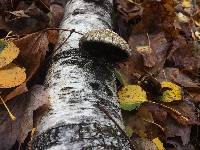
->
33, 0, 132, 149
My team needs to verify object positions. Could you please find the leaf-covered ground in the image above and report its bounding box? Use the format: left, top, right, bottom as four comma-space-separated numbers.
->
115, 0, 200, 149
0, 0, 199, 149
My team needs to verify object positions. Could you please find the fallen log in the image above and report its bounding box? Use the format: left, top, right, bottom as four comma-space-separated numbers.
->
33, 0, 132, 149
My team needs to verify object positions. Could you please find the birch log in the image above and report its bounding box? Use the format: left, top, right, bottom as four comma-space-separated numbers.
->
33, 0, 132, 149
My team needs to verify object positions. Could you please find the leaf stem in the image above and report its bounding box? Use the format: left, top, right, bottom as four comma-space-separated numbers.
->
0, 96, 16, 121
148, 101, 188, 122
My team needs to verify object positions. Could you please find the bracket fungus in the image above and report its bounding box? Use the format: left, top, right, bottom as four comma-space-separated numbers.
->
79, 29, 131, 62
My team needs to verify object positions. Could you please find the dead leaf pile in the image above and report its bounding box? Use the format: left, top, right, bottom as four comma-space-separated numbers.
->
0, 85, 49, 150
0, 0, 65, 149
116, 0, 200, 149
0, 0, 199, 149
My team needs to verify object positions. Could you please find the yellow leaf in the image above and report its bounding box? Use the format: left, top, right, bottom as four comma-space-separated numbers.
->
182, 0, 192, 8
0, 40, 19, 68
30, 128, 36, 141
195, 31, 200, 40
177, 12, 190, 23
0, 63, 26, 88
193, 12, 200, 27
118, 85, 147, 111
152, 137, 165, 150
160, 81, 182, 102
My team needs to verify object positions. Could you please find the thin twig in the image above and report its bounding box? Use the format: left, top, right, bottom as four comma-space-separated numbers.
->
0, 96, 16, 121
46, 27, 84, 35
45, 29, 75, 63
142, 119, 165, 132
148, 101, 189, 122
52, 29, 75, 55
146, 33, 151, 47
162, 69, 167, 81
4, 28, 83, 40
38, 0, 50, 11
128, 0, 143, 6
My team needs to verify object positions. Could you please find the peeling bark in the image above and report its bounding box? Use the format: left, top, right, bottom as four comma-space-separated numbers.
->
33, 0, 132, 149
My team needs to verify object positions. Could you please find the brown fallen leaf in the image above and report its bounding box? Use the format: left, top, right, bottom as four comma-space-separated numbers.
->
115, 0, 143, 40
128, 32, 169, 71
141, 102, 168, 125
17, 85, 49, 144
4, 2, 49, 34
167, 101, 199, 126
187, 91, 200, 103
49, 3, 65, 27
136, 45, 156, 68
165, 116, 191, 146
4, 83, 28, 102
123, 106, 164, 140
47, 29, 59, 45
117, 52, 145, 85
129, 34, 154, 68
166, 140, 195, 150
115, 0, 143, 23
167, 36, 200, 73
0, 84, 49, 150
15, 31, 48, 80
157, 67, 200, 89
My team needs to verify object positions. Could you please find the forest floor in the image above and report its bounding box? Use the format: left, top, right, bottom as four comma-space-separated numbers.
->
0, 0, 199, 150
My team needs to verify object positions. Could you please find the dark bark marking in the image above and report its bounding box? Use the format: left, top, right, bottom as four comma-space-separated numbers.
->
33, 122, 131, 149
72, 9, 85, 15
89, 82, 100, 90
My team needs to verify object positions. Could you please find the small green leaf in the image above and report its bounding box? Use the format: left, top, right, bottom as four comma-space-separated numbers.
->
115, 69, 127, 86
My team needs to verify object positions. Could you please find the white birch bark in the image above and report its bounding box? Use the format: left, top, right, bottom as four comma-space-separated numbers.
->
33, 0, 132, 149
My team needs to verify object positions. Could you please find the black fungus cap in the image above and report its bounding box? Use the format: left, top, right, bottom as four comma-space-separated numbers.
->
79, 29, 131, 62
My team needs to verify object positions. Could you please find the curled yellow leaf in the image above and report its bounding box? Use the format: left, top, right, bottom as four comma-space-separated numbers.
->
193, 12, 200, 27
118, 85, 147, 111
195, 31, 200, 40
177, 12, 190, 23
0, 63, 26, 88
152, 137, 165, 150
0, 40, 19, 68
182, 0, 192, 8
160, 81, 182, 102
